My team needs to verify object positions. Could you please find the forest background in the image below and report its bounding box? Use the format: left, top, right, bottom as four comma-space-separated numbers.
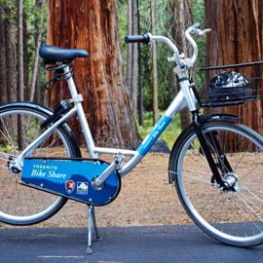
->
0, 0, 262, 149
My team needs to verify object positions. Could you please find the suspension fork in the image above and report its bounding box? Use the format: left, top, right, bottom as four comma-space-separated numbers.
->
192, 112, 225, 188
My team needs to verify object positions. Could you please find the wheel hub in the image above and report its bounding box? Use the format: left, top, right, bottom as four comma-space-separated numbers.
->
8, 156, 22, 174
222, 172, 239, 192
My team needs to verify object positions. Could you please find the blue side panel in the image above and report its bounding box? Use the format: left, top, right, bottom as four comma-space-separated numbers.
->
137, 115, 172, 156
21, 158, 120, 206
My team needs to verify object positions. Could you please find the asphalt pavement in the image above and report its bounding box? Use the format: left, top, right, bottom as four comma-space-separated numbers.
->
0, 225, 262, 263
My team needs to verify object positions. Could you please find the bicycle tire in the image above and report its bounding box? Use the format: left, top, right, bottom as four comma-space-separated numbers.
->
0, 102, 81, 225
169, 120, 263, 247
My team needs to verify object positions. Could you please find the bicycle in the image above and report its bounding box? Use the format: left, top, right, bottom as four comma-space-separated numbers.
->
0, 23, 263, 253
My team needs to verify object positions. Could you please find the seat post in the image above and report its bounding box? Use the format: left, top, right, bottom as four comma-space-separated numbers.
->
63, 65, 79, 99
63, 64, 98, 158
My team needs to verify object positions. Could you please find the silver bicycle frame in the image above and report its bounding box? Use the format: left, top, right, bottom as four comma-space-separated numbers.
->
67, 65, 198, 177
19, 26, 206, 184
19, 64, 197, 181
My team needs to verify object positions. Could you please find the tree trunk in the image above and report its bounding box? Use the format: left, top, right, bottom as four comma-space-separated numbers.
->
30, 0, 44, 102
17, 0, 25, 149
0, 8, 7, 105
150, 0, 158, 124
18, 0, 24, 102
127, 0, 138, 116
23, 10, 29, 101
5, 5, 17, 103
46, 0, 141, 149
0, 4, 18, 146
137, 0, 144, 126
205, 0, 263, 134
169, 0, 192, 130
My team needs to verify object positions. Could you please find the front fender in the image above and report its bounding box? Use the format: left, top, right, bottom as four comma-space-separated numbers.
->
200, 113, 240, 123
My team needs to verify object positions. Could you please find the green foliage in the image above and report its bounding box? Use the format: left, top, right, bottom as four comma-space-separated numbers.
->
0, 0, 17, 19
118, 1, 128, 43
119, 0, 206, 112
191, 0, 205, 26
191, 0, 206, 68
0, 0, 48, 103
24, 0, 47, 92
3, 0, 205, 116
0, 144, 15, 153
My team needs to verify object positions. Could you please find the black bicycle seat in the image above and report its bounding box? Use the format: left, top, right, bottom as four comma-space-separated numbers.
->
39, 45, 89, 64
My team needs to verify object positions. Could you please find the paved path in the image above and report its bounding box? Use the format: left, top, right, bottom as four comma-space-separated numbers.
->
0, 225, 262, 263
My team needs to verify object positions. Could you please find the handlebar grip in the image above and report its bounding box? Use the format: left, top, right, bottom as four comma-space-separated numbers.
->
125, 33, 150, 44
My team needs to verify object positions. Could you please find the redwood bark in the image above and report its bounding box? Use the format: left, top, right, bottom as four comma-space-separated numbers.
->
205, 0, 263, 134
46, 0, 141, 149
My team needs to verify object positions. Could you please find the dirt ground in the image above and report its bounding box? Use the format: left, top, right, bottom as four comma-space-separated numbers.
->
34, 153, 191, 228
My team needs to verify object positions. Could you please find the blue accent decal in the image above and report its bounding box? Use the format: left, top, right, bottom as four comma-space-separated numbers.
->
21, 159, 120, 206
137, 115, 172, 156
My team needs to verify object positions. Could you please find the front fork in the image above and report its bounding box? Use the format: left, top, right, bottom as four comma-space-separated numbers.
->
192, 112, 230, 189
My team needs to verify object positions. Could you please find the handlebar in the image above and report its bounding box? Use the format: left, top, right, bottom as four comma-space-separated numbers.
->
185, 23, 211, 66
125, 33, 150, 44
125, 23, 211, 69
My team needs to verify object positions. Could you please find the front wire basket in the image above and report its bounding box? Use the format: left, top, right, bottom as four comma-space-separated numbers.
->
197, 61, 263, 107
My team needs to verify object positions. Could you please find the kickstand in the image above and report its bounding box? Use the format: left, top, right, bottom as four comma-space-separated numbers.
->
86, 204, 100, 254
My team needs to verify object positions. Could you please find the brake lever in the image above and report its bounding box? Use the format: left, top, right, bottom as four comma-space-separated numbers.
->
191, 27, 211, 36
198, 28, 212, 36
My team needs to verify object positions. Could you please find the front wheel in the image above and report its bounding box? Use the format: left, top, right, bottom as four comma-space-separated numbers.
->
0, 103, 81, 225
169, 121, 263, 247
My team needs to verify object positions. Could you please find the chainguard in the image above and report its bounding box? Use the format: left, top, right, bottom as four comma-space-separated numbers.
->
21, 158, 121, 206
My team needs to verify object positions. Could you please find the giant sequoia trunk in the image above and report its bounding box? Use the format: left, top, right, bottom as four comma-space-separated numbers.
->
205, 0, 263, 134
46, 0, 141, 149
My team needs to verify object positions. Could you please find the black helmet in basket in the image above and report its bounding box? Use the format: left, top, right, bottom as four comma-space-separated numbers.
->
208, 71, 251, 102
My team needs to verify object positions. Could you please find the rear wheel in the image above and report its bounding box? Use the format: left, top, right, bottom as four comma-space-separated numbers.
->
169, 121, 263, 247
0, 104, 80, 225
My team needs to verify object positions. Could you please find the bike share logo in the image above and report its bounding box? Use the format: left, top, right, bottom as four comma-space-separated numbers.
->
65, 180, 75, 194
